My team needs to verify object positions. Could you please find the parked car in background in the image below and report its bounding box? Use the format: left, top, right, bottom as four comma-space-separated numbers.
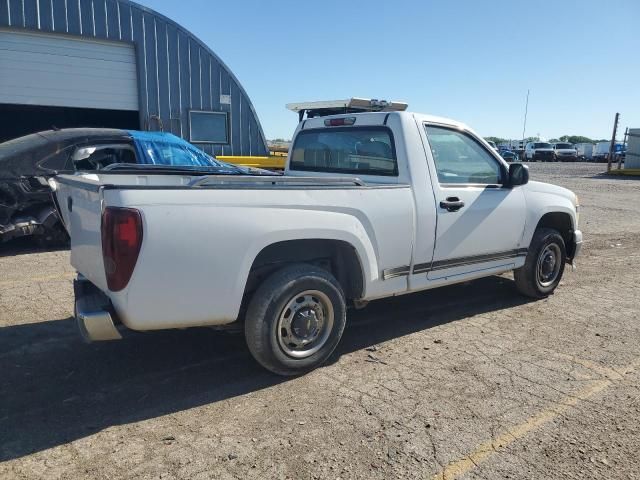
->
0, 128, 252, 244
615, 143, 626, 163
575, 143, 594, 161
592, 141, 625, 163
508, 140, 526, 151
592, 142, 610, 162
500, 150, 519, 162
553, 142, 578, 162
54, 108, 582, 375
487, 140, 498, 152
524, 142, 556, 162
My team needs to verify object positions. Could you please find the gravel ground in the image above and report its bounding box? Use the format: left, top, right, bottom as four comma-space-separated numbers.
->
1, 163, 639, 479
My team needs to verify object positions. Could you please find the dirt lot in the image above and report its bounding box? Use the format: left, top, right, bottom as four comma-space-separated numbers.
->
1, 163, 639, 480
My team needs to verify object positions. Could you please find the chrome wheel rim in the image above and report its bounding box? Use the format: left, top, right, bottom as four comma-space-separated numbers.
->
537, 243, 562, 288
276, 290, 334, 359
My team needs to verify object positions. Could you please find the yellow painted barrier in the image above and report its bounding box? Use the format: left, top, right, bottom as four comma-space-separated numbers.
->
218, 155, 286, 170
606, 168, 640, 177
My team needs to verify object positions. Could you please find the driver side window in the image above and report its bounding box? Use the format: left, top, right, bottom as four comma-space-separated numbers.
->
424, 125, 503, 184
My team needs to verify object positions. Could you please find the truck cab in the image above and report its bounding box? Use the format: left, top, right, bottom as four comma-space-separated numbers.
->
553, 142, 578, 162
525, 141, 556, 162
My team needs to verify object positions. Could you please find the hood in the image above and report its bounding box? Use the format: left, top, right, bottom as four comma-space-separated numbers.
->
524, 181, 577, 204
555, 148, 576, 153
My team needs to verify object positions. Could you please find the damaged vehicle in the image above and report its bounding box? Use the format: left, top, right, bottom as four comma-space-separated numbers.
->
0, 128, 249, 245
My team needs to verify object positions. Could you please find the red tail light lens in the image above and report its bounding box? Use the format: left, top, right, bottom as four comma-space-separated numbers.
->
101, 207, 143, 291
324, 117, 356, 127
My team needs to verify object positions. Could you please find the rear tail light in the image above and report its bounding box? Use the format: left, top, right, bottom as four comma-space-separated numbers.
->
324, 117, 356, 127
101, 207, 143, 291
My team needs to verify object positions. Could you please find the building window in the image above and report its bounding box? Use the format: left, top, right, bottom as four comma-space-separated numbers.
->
189, 111, 229, 144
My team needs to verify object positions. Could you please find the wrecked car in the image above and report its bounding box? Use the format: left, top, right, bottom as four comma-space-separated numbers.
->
0, 128, 247, 244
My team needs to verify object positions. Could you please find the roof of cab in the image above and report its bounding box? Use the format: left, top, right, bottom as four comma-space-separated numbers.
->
300, 110, 468, 131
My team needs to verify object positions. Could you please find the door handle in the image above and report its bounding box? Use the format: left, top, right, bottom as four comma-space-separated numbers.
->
439, 197, 465, 212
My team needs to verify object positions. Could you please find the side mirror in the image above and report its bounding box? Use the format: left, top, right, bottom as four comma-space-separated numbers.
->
508, 163, 529, 187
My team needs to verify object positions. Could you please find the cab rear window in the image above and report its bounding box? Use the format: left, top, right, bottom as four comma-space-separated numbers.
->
290, 127, 397, 176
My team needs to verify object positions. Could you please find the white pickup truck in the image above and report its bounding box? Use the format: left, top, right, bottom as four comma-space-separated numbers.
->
54, 110, 582, 375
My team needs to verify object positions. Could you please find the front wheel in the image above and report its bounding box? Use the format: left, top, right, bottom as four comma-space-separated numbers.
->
244, 264, 347, 376
514, 228, 566, 298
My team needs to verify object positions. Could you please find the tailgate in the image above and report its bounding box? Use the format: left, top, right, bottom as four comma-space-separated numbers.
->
55, 176, 108, 291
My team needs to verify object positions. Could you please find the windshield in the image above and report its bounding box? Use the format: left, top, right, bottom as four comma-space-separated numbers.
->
290, 127, 397, 176
534, 143, 552, 149
555, 143, 573, 149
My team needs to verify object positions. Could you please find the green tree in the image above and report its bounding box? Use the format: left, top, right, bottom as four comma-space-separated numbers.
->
559, 135, 597, 144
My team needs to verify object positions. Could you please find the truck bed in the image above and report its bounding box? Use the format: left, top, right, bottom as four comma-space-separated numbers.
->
55, 172, 373, 192
53, 172, 414, 330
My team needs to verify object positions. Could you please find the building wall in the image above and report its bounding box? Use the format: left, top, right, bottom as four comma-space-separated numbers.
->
0, 0, 268, 156
626, 129, 640, 169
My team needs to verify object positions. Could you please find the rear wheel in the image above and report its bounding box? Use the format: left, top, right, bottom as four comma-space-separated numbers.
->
245, 264, 346, 376
514, 228, 566, 298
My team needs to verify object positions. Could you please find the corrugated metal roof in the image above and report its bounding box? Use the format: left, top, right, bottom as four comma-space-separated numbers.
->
0, 0, 268, 156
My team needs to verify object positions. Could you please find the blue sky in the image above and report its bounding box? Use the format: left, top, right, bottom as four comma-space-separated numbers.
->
140, 0, 639, 141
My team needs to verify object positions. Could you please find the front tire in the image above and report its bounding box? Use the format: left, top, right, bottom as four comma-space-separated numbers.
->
514, 228, 566, 298
244, 264, 347, 376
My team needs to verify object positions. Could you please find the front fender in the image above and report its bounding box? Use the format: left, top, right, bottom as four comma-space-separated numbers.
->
521, 194, 577, 248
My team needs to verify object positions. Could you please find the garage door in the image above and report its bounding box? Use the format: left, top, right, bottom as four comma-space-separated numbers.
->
0, 29, 138, 111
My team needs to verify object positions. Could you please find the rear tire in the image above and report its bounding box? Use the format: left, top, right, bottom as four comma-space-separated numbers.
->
514, 228, 566, 298
245, 264, 346, 376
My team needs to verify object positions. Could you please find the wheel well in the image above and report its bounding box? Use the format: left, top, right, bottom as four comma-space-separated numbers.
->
535, 212, 575, 258
244, 239, 365, 301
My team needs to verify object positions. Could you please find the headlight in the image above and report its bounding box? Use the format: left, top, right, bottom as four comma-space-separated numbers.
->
574, 194, 580, 225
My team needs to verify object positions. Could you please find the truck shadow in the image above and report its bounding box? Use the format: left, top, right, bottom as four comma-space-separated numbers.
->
0, 238, 69, 258
0, 275, 532, 461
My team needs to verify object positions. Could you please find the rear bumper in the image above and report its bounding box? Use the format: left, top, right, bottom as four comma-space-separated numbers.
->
74, 276, 122, 342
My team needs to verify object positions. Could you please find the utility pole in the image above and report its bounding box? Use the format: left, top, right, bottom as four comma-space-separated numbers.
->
607, 112, 620, 172
618, 127, 628, 170
521, 89, 530, 160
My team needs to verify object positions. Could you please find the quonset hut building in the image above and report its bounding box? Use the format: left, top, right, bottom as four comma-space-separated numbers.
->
0, 0, 268, 156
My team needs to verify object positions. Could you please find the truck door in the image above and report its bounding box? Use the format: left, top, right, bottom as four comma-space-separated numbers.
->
420, 124, 526, 280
